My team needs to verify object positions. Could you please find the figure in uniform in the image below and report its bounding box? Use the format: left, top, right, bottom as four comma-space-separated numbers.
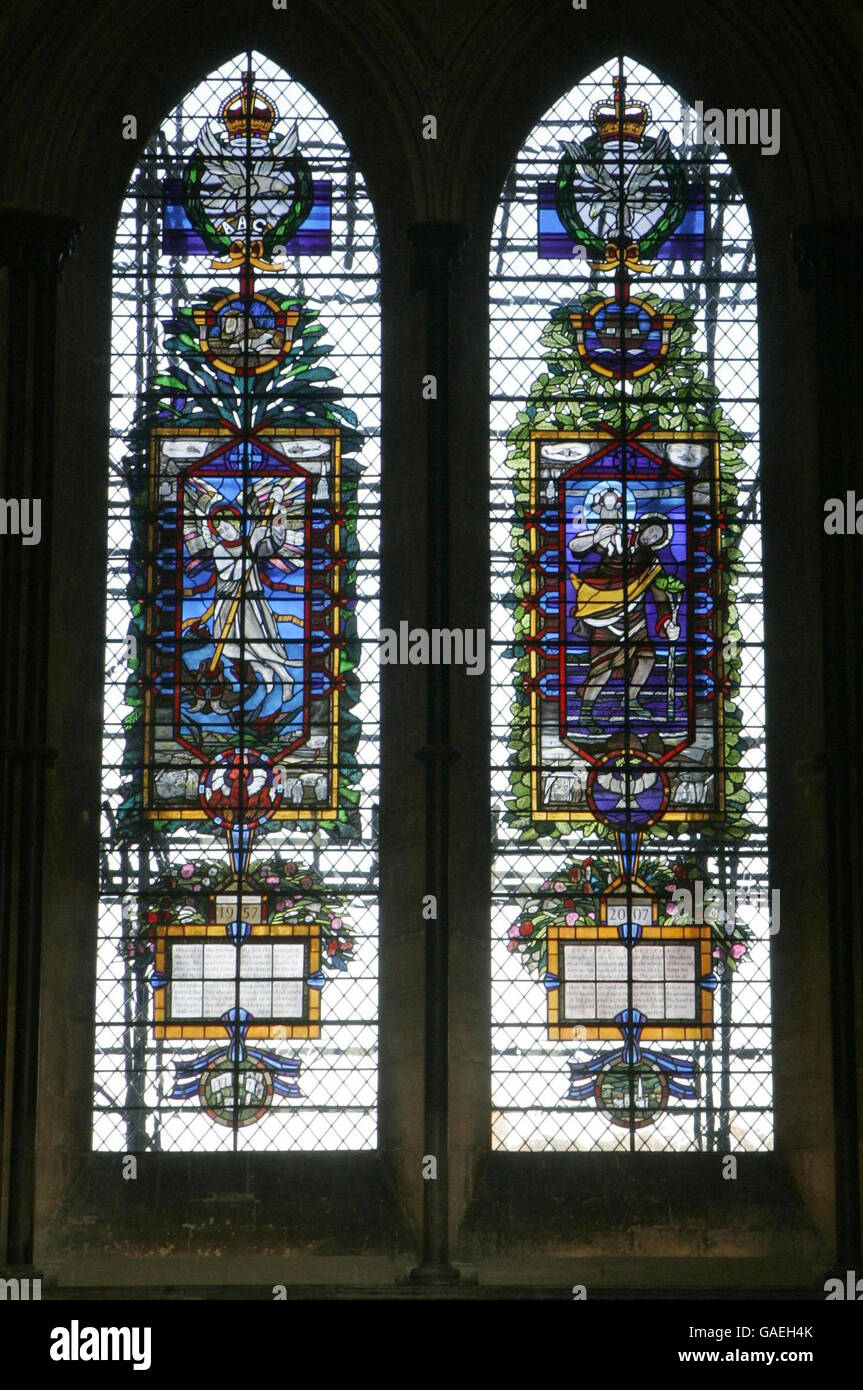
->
569, 493, 679, 736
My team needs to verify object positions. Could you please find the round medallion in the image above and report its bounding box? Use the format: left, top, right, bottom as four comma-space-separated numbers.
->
569, 296, 674, 380
586, 750, 669, 828
596, 1059, 667, 1128
198, 748, 283, 829
193, 293, 299, 376
201, 1057, 274, 1127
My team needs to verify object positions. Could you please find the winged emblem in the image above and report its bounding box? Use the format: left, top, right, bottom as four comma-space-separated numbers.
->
195, 119, 304, 243
555, 79, 688, 271
560, 128, 677, 245
594, 764, 659, 810
182, 72, 314, 271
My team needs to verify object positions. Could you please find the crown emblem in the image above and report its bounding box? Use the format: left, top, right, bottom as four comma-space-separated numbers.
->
219, 71, 277, 140
591, 76, 649, 144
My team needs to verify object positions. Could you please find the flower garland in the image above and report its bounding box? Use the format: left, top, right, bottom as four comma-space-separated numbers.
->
123, 854, 356, 976
506, 856, 751, 979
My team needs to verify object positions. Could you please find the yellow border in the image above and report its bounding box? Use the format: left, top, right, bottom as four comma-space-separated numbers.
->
143, 425, 341, 820
192, 296, 300, 378
528, 428, 724, 822
569, 300, 675, 381
546, 921, 714, 1041
153, 919, 322, 1040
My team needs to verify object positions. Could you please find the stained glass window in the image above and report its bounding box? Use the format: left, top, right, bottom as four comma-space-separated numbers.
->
96, 52, 380, 1151
490, 57, 772, 1151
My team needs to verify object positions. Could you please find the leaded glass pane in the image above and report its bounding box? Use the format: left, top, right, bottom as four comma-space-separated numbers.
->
96, 51, 380, 1151
490, 56, 771, 1152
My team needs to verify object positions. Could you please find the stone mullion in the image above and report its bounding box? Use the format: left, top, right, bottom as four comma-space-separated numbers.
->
794, 219, 863, 1270
406, 220, 467, 1283
0, 210, 77, 1270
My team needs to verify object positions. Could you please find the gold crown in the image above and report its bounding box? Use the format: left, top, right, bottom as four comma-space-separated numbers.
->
591, 76, 649, 144
219, 71, 277, 139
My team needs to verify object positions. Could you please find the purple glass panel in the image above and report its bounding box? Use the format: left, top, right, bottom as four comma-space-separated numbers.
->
538, 182, 705, 261
162, 179, 332, 256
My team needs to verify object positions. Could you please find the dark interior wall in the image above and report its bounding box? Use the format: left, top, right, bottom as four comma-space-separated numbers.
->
1, 0, 860, 1288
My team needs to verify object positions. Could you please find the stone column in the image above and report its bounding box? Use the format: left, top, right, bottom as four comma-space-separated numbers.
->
0, 210, 78, 1270
406, 221, 467, 1282
794, 220, 863, 1269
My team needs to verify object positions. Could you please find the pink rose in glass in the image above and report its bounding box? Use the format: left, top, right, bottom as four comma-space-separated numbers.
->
180, 863, 195, 879
730, 943, 747, 960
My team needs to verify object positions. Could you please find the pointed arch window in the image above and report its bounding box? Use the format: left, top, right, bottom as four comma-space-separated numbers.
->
97, 51, 380, 1152
490, 56, 771, 1152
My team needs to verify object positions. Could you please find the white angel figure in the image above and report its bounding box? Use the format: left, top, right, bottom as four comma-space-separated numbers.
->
560, 129, 674, 244
195, 119, 302, 241
182, 474, 306, 710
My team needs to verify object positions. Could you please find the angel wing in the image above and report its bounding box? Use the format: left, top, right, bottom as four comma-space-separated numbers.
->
248, 474, 306, 554
249, 473, 304, 517
183, 475, 224, 556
